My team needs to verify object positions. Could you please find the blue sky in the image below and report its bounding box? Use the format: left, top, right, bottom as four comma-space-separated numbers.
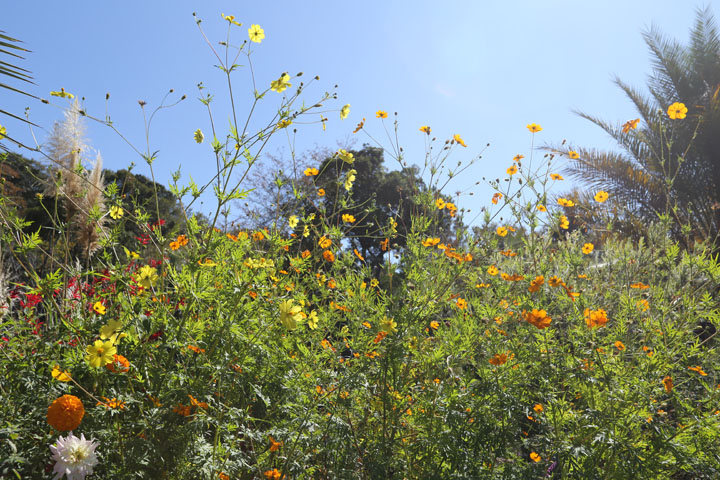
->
3, 1, 717, 222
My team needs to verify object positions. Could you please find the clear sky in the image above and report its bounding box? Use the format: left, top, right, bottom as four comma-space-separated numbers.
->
3, 1, 717, 222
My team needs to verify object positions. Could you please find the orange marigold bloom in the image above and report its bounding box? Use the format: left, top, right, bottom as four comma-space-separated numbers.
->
523, 309, 552, 329
662, 375, 673, 392
106, 354, 130, 373
218, 473, 230, 480
97, 397, 126, 410
264, 468, 283, 480
322, 250, 335, 262
188, 345, 206, 354
584, 308, 609, 328
47, 395, 85, 431
489, 353, 508, 366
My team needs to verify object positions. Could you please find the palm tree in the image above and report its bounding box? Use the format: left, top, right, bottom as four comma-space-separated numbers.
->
1, 30, 38, 149
555, 7, 720, 246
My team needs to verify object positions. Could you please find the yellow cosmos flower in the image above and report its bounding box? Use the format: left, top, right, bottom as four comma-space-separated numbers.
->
582, 243, 594, 254
99, 319, 122, 340
109, 205, 124, 219
0, 125, 6, 139
51, 365, 72, 382
380, 316, 397, 333
513, 154, 524, 162
194, 129, 204, 143
344, 169, 357, 191
667, 102, 687, 120
526, 123, 542, 133
487, 265, 499, 276
93, 302, 106, 315
496, 226, 508, 237
559, 215, 569, 229
506, 165, 518, 175
341, 213, 356, 223
277, 119, 292, 129
50, 88, 74, 99
270, 73, 292, 93
136, 265, 159, 288
304, 167, 319, 176
317, 188, 325, 196
279, 299, 303, 330
536, 204, 547, 212
557, 198, 575, 207
453, 134, 467, 147
550, 173, 564, 180
340, 104, 350, 120
568, 150, 579, 159
530, 452, 541, 462
221, 13, 241, 26
419, 125, 431, 135
594, 190, 609, 203
337, 149, 354, 164
248, 24, 265, 43
85, 339, 117, 368
307, 310, 319, 330
376, 110, 388, 118
288, 216, 299, 229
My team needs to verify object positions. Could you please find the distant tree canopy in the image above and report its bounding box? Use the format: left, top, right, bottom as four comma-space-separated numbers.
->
239, 145, 463, 271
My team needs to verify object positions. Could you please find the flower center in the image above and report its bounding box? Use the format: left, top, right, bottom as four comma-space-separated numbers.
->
68, 445, 89, 463
96, 347, 104, 355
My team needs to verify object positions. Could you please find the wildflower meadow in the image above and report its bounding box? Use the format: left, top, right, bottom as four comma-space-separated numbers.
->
1, 10, 720, 480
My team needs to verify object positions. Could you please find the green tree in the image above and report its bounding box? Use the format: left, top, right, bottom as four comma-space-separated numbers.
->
556, 7, 720, 246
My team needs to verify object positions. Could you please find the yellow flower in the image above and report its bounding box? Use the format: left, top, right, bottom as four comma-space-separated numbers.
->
353, 118, 365, 133
584, 308, 609, 329
419, 125, 431, 135
582, 243, 594, 254
304, 167, 319, 176
376, 110, 388, 118
344, 169, 357, 191
288, 216, 299, 229
688, 365, 708, 376
136, 265, 159, 288
270, 73, 292, 93
50, 88, 74, 99
109, 205, 123, 220
306, 310, 319, 330
594, 190, 609, 203
318, 235, 332, 249
559, 215, 569, 229
506, 165, 518, 175
221, 13, 241, 26
322, 250, 335, 262
93, 301, 106, 315
317, 188, 325, 196
194, 129, 204, 143
51, 365, 72, 382
487, 265, 499, 276
489, 353, 508, 366
248, 24, 265, 43
496, 226, 508, 237
614, 340, 625, 351
85, 339, 117, 368
530, 452, 541, 462
435, 198, 446, 209
342, 213, 356, 223
662, 375, 673, 392
0, 125, 6, 139
568, 150, 579, 159
453, 134, 467, 147
380, 316, 397, 333
557, 198, 575, 207
279, 300, 303, 330
337, 149, 354, 164
99, 319, 122, 340
526, 123, 542, 133
340, 104, 350, 120
536, 204, 547, 212
550, 173, 564, 180
513, 154, 524, 162
622, 118, 640, 133
667, 102, 687, 120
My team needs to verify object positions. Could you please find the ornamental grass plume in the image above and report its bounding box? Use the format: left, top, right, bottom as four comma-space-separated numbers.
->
49, 432, 99, 480
47, 395, 85, 431
73, 152, 107, 259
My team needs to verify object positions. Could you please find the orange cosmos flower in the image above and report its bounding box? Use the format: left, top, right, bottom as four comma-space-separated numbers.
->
622, 118, 640, 133
453, 134, 467, 147
688, 365, 708, 376
662, 375, 673, 392
487, 265, 499, 276
614, 341, 625, 351
322, 250, 335, 262
526, 123, 542, 133
492, 192, 503, 204
513, 154, 524, 162
582, 243, 594, 254
530, 452, 541, 462
550, 173, 564, 180
584, 308, 609, 328
594, 190, 609, 203
317, 188, 325, 196
507, 165, 518, 175
523, 309, 552, 329
489, 353, 508, 366
318, 236, 332, 248
419, 125, 431, 134
353, 118, 365, 133
354, 248, 365, 261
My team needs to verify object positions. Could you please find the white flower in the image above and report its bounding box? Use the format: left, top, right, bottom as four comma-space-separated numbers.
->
50, 432, 99, 480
